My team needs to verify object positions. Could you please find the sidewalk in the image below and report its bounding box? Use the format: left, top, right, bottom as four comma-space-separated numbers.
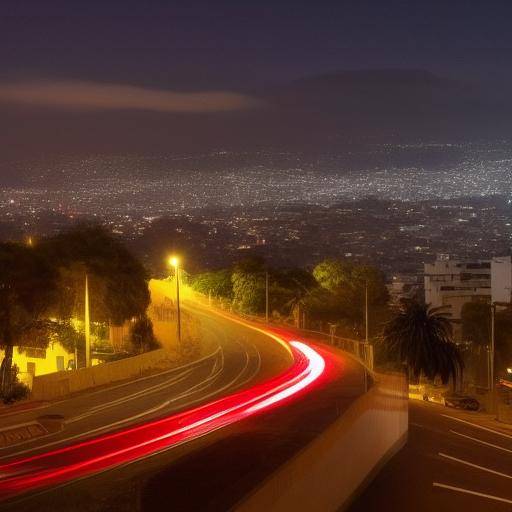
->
410, 397, 512, 436
0, 399, 49, 418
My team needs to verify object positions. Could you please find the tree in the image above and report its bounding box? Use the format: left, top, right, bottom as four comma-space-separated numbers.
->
495, 308, 512, 377
0, 243, 57, 394
40, 225, 151, 326
51, 321, 86, 356
231, 257, 266, 314
130, 315, 160, 353
461, 302, 491, 346
313, 259, 389, 330
382, 300, 463, 385
191, 269, 233, 299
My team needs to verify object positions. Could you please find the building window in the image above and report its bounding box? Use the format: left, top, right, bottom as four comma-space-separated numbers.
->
20, 347, 46, 359
56, 356, 65, 371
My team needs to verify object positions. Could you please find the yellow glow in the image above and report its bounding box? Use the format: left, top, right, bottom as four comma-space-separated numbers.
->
168, 256, 179, 268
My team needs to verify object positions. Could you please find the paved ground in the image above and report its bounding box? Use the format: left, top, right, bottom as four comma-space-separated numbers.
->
0, 304, 365, 511
350, 399, 512, 512
0, 305, 286, 458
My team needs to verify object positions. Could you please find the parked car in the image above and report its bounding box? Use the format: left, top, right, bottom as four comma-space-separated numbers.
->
443, 394, 480, 411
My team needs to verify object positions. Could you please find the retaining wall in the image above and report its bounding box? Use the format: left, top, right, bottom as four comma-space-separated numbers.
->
31, 348, 178, 401
236, 372, 408, 512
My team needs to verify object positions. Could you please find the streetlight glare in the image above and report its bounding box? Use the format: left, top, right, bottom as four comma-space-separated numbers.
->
168, 256, 179, 267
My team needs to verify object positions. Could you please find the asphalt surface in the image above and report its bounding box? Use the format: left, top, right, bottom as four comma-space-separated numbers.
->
0, 304, 289, 461
349, 400, 512, 512
0, 302, 365, 512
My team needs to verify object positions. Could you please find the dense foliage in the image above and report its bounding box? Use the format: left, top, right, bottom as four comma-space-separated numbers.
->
0, 243, 57, 393
190, 257, 390, 337
461, 302, 491, 346
191, 269, 233, 300
40, 225, 151, 325
383, 300, 463, 385
0, 226, 153, 395
130, 315, 160, 353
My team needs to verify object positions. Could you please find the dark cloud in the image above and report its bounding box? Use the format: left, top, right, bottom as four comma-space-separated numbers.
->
0, 80, 262, 113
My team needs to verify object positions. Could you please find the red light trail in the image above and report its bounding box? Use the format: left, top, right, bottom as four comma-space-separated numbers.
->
0, 338, 326, 502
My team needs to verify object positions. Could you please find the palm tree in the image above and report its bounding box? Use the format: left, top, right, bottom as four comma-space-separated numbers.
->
383, 300, 463, 386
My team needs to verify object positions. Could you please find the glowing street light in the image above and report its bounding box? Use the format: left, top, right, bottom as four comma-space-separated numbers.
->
168, 256, 181, 346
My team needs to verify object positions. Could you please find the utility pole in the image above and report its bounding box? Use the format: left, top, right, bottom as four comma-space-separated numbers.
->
85, 274, 91, 368
168, 257, 182, 347
490, 303, 496, 393
265, 270, 269, 323
365, 280, 369, 344
175, 264, 181, 346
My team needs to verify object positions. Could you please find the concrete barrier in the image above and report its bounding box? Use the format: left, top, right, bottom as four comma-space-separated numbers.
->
236, 372, 408, 512
31, 349, 178, 401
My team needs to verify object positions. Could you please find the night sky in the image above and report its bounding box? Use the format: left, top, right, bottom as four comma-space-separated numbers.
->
2, 1, 512, 160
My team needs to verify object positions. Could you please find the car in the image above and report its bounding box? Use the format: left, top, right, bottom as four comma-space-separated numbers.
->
443, 395, 480, 411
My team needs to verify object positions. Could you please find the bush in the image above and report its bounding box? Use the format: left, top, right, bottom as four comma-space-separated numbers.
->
2, 381, 30, 404
130, 315, 160, 353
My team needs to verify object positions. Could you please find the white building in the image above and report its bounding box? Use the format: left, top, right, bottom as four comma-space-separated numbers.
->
424, 254, 492, 321
425, 254, 512, 321
491, 256, 512, 304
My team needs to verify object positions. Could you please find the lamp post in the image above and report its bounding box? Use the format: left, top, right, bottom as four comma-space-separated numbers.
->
265, 270, 269, 323
169, 256, 181, 346
85, 274, 91, 368
365, 280, 369, 344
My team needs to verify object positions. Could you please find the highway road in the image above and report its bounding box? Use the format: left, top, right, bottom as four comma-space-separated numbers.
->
0, 303, 289, 460
0, 298, 366, 511
349, 400, 512, 512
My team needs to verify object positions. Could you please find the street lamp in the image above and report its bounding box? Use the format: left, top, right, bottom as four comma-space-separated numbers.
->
265, 270, 269, 323
365, 280, 369, 344
168, 256, 181, 346
84, 274, 91, 367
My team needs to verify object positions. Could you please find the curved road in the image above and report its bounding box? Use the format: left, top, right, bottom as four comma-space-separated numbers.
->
0, 297, 366, 511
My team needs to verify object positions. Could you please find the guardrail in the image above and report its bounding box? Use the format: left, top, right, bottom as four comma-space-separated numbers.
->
235, 371, 408, 512
186, 289, 374, 370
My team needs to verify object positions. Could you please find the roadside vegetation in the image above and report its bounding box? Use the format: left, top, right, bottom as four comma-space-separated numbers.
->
382, 301, 463, 387
191, 256, 389, 338
0, 225, 155, 402
191, 256, 465, 388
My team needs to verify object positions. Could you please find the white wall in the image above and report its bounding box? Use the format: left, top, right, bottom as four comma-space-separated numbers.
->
236, 373, 408, 512
492, 256, 512, 304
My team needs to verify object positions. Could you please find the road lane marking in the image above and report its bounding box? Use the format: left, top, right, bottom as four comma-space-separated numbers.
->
433, 482, 512, 504
0, 349, 234, 462
441, 414, 512, 440
0, 346, 223, 420
187, 300, 293, 357
450, 430, 512, 454
67, 346, 224, 424
66, 368, 198, 423
439, 452, 512, 479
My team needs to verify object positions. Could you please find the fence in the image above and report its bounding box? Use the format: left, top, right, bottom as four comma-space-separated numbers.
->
186, 289, 374, 370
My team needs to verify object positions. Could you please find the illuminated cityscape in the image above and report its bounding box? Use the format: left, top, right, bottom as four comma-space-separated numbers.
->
2, 2, 512, 512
